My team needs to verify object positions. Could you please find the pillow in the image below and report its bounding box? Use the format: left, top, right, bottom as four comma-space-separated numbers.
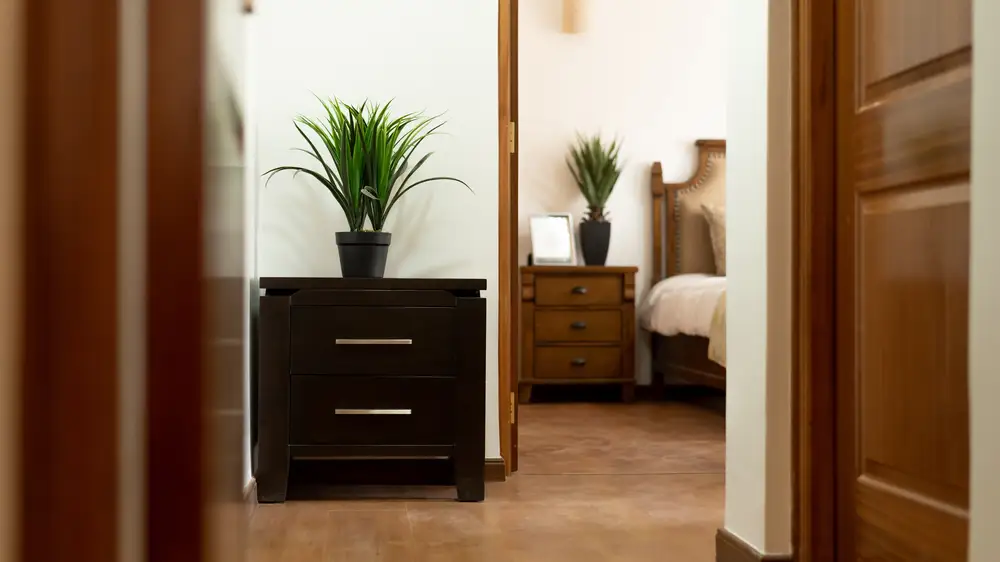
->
700, 203, 726, 275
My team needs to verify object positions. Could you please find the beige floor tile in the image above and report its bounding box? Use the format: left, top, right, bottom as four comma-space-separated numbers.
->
249, 401, 726, 562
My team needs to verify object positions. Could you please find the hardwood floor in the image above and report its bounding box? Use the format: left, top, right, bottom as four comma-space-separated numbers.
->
248, 401, 725, 561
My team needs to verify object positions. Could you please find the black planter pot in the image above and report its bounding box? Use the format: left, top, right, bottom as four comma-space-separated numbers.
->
579, 220, 611, 266
335, 231, 391, 278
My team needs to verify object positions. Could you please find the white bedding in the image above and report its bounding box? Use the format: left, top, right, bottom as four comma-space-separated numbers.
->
639, 274, 727, 337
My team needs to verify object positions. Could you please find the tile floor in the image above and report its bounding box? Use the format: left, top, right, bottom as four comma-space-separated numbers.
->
248, 401, 725, 561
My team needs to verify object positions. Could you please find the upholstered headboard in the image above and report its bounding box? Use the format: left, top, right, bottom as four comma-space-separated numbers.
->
650, 139, 727, 282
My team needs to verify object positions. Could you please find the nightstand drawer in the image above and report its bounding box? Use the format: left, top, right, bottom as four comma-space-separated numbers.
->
535, 310, 621, 343
534, 347, 622, 380
290, 306, 456, 376
535, 275, 622, 306
289, 376, 456, 445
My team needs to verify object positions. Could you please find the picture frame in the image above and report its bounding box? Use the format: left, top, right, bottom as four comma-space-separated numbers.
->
529, 213, 577, 266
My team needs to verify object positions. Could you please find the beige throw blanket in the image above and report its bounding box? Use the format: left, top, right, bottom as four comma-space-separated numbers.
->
707, 290, 727, 367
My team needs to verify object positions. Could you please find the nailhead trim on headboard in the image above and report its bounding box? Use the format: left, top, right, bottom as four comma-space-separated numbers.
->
672, 153, 724, 274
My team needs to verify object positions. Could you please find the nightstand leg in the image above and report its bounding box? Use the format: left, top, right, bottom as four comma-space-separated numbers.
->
258, 295, 291, 503
256, 449, 289, 503
453, 412, 485, 503
652, 371, 666, 401
454, 297, 486, 502
456, 475, 485, 502
518, 384, 533, 404
621, 382, 636, 403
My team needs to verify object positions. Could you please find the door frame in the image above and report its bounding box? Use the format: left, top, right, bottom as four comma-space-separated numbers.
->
791, 0, 837, 560
19, 0, 121, 559
498, 0, 519, 476
17, 0, 215, 559
146, 0, 208, 558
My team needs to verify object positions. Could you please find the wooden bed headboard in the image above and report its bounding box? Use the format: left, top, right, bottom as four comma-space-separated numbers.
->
650, 139, 727, 282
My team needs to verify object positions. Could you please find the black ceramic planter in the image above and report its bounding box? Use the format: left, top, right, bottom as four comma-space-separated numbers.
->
335, 231, 391, 278
579, 220, 611, 266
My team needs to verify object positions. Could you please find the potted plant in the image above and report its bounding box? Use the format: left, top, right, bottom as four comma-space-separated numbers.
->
567, 133, 622, 266
265, 98, 471, 278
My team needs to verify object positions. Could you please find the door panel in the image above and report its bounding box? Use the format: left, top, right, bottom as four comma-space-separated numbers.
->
859, 0, 970, 93
836, 0, 971, 560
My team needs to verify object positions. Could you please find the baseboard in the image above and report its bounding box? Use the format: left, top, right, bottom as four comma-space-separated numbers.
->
716, 529, 791, 562
243, 477, 258, 521
484, 458, 507, 482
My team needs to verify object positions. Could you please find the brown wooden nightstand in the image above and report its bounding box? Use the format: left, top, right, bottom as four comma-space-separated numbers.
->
519, 266, 638, 403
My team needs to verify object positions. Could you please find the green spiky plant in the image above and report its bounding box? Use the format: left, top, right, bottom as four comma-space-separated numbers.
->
566, 133, 622, 222
264, 97, 471, 232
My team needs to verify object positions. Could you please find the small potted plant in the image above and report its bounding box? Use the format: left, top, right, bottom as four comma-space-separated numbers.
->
265, 98, 471, 278
567, 133, 622, 266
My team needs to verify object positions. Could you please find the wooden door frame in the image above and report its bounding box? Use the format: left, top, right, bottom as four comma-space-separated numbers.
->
20, 0, 121, 559
18, 0, 212, 559
146, 0, 207, 559
791, 0, 837, 560
498, 0, 519, 476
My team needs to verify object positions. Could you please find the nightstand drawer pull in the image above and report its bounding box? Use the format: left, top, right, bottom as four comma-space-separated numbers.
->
571, 358, 587, 367
334, 409, 412, 415
570, 321, 588, 330
571, 286, 588, 295
335, 338, 413, 346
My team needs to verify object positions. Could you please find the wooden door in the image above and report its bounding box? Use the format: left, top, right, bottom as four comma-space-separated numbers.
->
21, 0, 121, 559
147, 0, 248, 560
835, 1, 971, 559
15, 0, 247, 560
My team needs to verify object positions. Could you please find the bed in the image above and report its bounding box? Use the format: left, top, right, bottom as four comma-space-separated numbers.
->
642, 139, 727, 390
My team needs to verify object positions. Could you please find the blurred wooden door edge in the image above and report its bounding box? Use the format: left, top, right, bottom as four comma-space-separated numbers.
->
148, 0, 248, 560
146, 0, 209, 559
19, 0, 242, 561
0, 0, 22, 559
20, 0, 120, 560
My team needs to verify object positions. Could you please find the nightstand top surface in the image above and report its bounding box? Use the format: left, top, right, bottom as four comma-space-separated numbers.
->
520, 265, 638, 274
260, 277, 487, 291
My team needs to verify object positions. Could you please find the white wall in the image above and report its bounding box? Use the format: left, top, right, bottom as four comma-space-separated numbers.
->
254, 0, 500, 457
0, 0, 22, 558
518, 0, 727, 384
969, 0, 1000, 558
724, 0, 792, 555
205, 0, 254, 487
243, 20, 258, 489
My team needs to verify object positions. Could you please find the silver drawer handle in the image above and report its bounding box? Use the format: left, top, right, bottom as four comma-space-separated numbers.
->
335, 338, 413, 345
334, 409, 412, 415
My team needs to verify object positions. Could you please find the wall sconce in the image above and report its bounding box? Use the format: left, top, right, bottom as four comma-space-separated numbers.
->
562, 0, 584, 34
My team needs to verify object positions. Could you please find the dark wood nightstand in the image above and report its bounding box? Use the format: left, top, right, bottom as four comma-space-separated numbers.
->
256, 277, 487, 503
519, 266, 638, 403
